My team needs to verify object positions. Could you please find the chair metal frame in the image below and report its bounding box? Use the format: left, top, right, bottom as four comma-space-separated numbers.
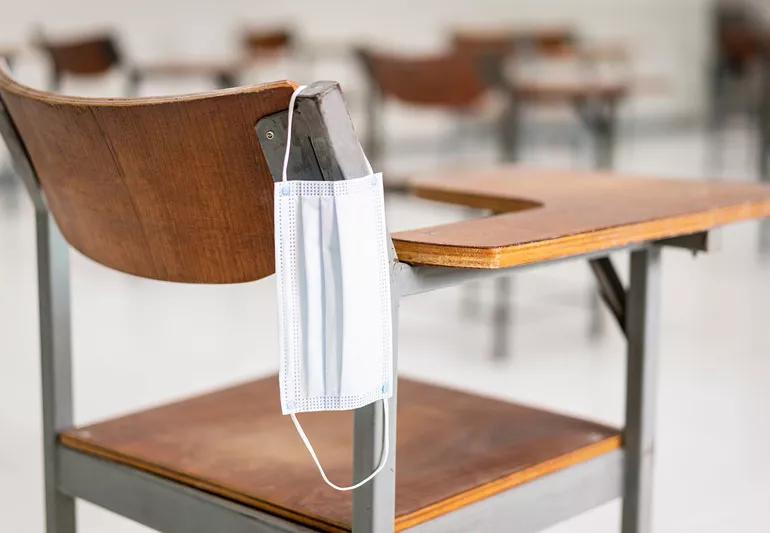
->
0, 80, 678, 533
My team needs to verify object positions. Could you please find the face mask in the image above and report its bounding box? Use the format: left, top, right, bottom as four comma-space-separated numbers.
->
274, 85, 393, 491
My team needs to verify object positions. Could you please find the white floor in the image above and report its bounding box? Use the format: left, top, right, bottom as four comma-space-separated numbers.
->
2, 116, 770, 532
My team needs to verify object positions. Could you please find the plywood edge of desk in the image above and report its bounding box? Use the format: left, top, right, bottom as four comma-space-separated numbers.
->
392, 202, 770, 268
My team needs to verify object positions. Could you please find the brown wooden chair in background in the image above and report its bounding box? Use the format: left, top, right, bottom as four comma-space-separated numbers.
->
357, 47, 520, 358
710, 2, 768, 132
0, 61, 631, 533
356, 48, 490, 174
35, 31, 123, 91
34, 27, 294, 95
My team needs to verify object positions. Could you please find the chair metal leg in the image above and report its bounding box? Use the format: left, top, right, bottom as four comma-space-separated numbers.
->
1, 99, 77, 532
622, 246, 661, 533
352, 272, 399, 533
484, 97, 521, 359
37, 211, 77, 533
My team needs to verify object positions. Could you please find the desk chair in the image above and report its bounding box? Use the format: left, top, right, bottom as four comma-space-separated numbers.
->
356, 48, 489, 175
357, 48, 515, 357
710, 2, 768, 133
36, 32, 123, 91
36, 28, 293, 96
4, 64, 770, 533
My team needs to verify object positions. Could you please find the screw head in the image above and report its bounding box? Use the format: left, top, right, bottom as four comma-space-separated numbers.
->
265, 130, 275, 140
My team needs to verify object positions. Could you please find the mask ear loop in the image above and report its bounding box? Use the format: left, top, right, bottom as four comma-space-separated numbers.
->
291, 399, 390, 491
282, 83, 389, 491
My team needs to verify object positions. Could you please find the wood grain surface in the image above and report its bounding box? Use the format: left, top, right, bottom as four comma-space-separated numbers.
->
0, 67, 296, 283
392, 166, 770, 268
61, 376, 620, 532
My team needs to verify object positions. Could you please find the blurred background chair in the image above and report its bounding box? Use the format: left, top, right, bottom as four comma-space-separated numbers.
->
357, 47, 492, 181
34, 27, 295, 96
35, 31, 124, 91
358, 47, 520, 358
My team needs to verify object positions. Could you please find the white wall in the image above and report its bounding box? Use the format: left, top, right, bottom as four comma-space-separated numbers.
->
0, 0, 715, 118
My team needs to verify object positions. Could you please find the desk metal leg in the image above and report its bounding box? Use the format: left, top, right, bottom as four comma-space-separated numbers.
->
622, 247, 661, 533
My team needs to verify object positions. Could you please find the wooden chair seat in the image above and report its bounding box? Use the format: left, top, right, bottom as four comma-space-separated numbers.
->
61, 376, 620, 532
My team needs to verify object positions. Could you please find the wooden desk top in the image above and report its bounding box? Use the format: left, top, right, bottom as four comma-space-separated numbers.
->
511, 80, 628, 103
392, 167, 770, 268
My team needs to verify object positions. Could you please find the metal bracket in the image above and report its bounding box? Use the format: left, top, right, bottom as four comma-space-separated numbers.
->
256, 81, 371, 182
588, 256, 626, 335
656, 231, 715, 255
588, 231, 711, 337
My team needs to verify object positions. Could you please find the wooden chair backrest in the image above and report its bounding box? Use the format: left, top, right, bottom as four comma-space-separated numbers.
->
358, 49, 487, 108
0, 65, 296, 283
38, 33, 123, 78
242, 28, 293, 55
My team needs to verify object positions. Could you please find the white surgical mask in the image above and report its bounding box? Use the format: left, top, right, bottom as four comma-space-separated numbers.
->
274, 85, 393, 491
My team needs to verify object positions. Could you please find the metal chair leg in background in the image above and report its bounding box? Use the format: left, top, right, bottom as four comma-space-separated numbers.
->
487, 97, 521, 359
757, 58, 770, 254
